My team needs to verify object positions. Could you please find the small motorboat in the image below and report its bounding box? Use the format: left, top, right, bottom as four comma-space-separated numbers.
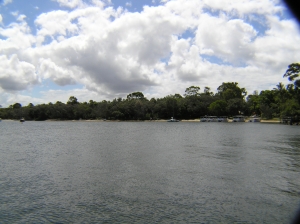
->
20, 117, 25, 122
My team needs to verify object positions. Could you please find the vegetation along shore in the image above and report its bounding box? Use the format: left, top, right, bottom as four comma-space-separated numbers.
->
1, 63, 299, 122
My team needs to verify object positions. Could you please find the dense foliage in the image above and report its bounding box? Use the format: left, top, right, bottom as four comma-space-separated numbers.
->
1, 63, 300, 121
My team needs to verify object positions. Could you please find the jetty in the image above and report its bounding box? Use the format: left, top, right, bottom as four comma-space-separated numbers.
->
281, 116, 300, 125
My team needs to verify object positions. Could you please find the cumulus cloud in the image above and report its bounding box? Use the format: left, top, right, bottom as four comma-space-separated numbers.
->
0, 0, 300, 107
0, 54, 39, 91
195, 15, 257, 65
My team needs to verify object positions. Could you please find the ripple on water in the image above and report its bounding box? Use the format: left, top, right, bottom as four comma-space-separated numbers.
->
0, 121, 300, 223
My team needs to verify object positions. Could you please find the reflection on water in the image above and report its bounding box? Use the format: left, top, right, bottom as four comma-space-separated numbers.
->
0, 121, 300, 223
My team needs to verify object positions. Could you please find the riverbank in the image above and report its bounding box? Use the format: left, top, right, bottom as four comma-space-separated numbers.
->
1, 118, 281, 123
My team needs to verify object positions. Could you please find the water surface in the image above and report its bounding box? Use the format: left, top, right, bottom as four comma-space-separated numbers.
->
0, 121, 300, 223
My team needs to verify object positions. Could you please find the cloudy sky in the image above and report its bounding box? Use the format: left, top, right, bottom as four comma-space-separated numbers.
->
0, 0, 299, 107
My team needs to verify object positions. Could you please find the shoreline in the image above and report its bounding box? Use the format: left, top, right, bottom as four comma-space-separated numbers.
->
1, 119, 281, 123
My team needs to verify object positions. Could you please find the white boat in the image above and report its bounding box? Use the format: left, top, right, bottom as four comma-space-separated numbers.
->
232, 115, 245, 122
249, 116, 261, 122
167, 117, 179, 122
200, 116, 207, 122
20, 117, 25, 122
207, 116, 218, 122
217, 116, 228, 122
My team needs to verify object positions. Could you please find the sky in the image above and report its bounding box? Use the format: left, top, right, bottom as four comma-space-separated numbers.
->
0, 0, 300, 107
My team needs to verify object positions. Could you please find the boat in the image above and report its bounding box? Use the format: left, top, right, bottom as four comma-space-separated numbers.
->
20, 117, 25, 122
249, 115, 261, 122
232, 115, 245, 122
207, 116, 218, 122
200, 116, 207, 122
217, 116, 228, 122
167, 117, 179, 122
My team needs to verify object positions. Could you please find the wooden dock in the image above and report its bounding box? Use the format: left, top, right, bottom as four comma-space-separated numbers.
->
281, 117, 300, 125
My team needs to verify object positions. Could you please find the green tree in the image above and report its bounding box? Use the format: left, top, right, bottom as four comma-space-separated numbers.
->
203, 86, 213, 96
208, 100, 227, 116
283, 63, 300, 88
217, 82, 247, 101
258, 90, 278, 118
127, 92, 145, 100
246, 91, 260, 115
67, 96, 79, 105
12, 103, 22, 109
280, 99, 300, 117
184, 86, 200, 97
227, 98, 246, 116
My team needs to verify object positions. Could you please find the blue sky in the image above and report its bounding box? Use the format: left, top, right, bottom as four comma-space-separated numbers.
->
0, 0, 300, 107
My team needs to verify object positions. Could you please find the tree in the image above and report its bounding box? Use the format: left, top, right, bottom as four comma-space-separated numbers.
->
89, 100, 97, 108
12, 103, 22, 109
174, 93, 183, 98
203, 86, 213, 96
208, 100, 227, 116
260, 104, 275, 119
246, 92, 260, 115
283, 63, 300, 88
217, 82, 247, 101
184, 86, 200, 97
227, 98, 246, 116
280, 99, 300, 117
67, 96, 79, 105
127, 92, 144, 100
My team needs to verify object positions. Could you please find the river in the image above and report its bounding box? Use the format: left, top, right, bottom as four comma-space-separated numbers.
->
0, 121, 299, 223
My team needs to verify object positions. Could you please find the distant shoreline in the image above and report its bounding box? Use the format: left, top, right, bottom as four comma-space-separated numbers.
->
1, 119, 281, 123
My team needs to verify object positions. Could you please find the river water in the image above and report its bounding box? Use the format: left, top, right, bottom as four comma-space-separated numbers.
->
0, 121, 300, 223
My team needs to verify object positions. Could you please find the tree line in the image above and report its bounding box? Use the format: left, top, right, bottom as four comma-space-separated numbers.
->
1, 63, 299, 121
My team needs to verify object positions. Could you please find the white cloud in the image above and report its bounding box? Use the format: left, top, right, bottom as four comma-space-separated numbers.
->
0, 14, 2, 24
17, 14, 26, 21
0, 0, 299, 107
54, 0, 84, 8
11, 11, 18, 17
41, 88, 102, 104
202, 0, 283, 17
0, 54, 39, 91
0, 20, 35, 52
39, 58, 77, 86
3, 93, 44, 107
3, 0, 13, 6
195, 14, 257, 65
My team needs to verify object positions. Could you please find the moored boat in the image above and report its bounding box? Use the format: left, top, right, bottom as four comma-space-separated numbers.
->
232, 115, 245, 122
207, 116, 218, 122
249, 116, 261, 122
200, 116, 207, 122
217, 116, 228, 122
167, 117, 179, 122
